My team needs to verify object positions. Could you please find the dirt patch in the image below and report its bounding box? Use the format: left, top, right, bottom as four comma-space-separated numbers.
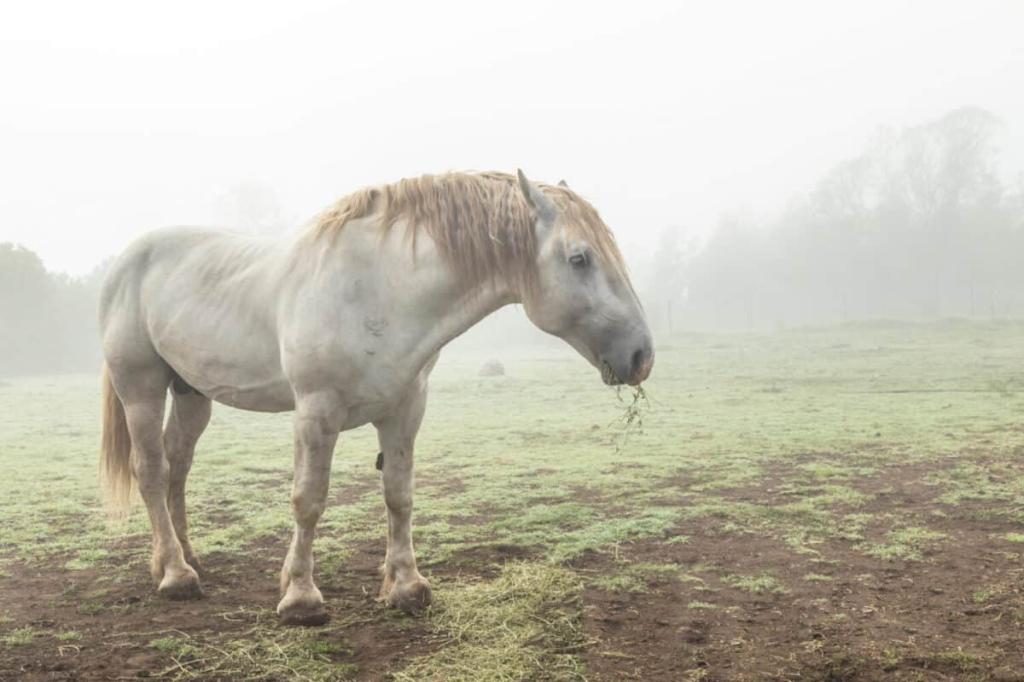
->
0, 470, 521, 680
0, 475, 442, 681
0, 532, 445, 681
415, 473, 467, 498
580, 461, 1024, 681
4, 457, 1022, 680
440, 542, 537, 575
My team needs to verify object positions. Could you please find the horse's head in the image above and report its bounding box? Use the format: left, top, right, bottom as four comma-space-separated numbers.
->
516, 170, 654, 386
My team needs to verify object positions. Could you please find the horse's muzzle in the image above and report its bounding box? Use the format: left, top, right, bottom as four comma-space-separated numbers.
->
600, 342, 654, 386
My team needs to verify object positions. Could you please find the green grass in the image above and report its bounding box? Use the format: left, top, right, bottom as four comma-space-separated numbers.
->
65, 548, 110, 571
803, 573, 834, 582
590, 561, 684, 594
591, 572, 648, 593
3, 320, 1024, 677
149, 635, 200, 659
971, 588, 998, 604
863, 526, 947, 561
722, 572, 788, 595
1, 627, 38, 647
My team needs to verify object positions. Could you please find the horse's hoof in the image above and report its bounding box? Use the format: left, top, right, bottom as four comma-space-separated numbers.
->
277, 588, 329, 626
386, 578, 432, 613
157, 569, 203, 600
278, 605, 330, 626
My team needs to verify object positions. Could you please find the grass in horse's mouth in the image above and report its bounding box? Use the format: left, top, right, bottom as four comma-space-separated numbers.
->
612, 384, 649, 451
617, 384, 648, 426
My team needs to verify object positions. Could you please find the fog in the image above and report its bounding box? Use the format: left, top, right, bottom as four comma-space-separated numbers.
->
2, 1, 1024, 374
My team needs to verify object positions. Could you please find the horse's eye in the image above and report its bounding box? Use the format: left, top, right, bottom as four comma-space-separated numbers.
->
568, 253, 588, 269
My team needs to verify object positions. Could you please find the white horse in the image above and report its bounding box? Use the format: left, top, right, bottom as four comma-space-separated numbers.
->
99, 170, 653, 625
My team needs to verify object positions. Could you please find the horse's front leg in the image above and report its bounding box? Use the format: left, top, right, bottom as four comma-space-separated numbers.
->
374, 385, 432, 612
277, 394, 341, 625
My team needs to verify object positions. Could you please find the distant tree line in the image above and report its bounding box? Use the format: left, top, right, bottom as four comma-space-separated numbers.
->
0, 244, 105, 376
644, 107, 1024, 331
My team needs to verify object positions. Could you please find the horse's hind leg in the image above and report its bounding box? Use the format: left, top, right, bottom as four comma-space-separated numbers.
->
164, 386, 211, 574
113, 363, 203, 599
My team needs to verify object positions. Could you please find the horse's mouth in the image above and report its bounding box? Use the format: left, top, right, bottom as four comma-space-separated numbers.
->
600, 360, 623, 386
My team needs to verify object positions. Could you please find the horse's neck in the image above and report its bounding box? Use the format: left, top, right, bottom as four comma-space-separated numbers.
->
416, 281, 515, 356
289, 225, 516, 374
383, 267, 516, 370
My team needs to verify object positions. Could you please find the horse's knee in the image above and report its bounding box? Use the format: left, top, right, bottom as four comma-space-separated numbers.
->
384, 491, 412, 517
291, 490, 327, 527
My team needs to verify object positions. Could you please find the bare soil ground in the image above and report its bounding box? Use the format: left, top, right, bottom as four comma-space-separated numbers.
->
580, 462, 1024, 682
2, 462, 1021, 681
0, 475, 445, 681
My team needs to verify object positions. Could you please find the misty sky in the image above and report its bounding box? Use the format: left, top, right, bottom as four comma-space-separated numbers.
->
2, 0, 1022, 275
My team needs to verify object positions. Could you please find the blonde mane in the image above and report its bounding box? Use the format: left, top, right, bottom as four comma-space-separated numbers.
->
307, 171, 628, 294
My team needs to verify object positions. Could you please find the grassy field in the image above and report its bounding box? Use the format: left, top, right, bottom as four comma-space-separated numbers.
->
2, 320, 1024, 681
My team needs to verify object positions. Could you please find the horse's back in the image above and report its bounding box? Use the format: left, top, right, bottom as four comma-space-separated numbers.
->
100, 227, 234, 317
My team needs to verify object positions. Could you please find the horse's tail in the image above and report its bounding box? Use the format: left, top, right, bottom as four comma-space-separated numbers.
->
100, 364, 133, 517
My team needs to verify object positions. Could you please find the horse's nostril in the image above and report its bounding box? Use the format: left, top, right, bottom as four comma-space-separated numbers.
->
629, 345, 653, 383
631, 348, 648, 374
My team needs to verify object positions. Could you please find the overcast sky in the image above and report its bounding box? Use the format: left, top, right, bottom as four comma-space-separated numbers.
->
1, 0, 1022, 275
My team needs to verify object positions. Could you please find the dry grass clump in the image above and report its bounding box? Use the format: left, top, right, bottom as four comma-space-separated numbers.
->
147, 620, 357, 681
393, 562, 586, 681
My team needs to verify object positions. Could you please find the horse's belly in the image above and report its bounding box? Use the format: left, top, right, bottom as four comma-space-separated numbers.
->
147, 314, 294, 411
156, 340, 295, 413
165, 357, 293, 412
204, 379, 295, 412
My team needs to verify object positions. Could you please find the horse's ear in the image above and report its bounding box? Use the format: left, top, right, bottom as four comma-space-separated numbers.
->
557, 179, 569, 188
517, 169, 557, 225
